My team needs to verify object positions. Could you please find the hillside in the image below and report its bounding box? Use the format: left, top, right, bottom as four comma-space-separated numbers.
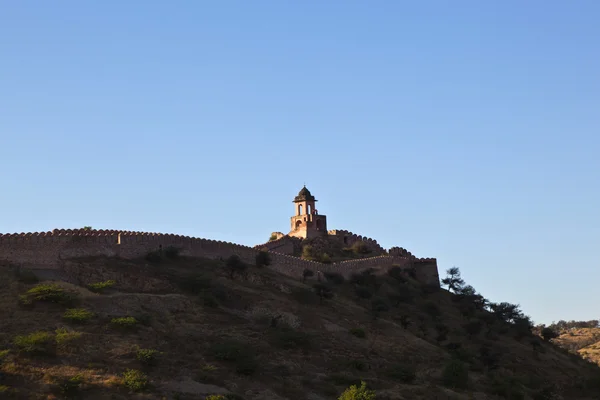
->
538, 322, 600, 367
1, 253, 600, 399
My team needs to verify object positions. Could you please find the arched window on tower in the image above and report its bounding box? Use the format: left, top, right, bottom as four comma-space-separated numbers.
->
298, 204, 303, 215
307, 204, 312, 214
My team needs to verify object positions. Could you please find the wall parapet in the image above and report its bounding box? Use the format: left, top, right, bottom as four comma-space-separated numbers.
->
0, 228, 439, 286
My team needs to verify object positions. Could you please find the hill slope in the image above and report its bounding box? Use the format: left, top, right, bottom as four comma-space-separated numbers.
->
1, 254, 600, 399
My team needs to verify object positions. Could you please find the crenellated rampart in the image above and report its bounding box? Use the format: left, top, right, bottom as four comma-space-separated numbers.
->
253, 235, 300, 256
0, 229, 439, 286
327, 229, 387, 254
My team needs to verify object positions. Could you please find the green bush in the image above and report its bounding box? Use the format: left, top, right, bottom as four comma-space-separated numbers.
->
123, 369, 148, 391
55, 328, 82, 346
320, 253, 332, 264
442, 358, 469, 389
338, 381, 376, 400
57, 374, 84, 397
20, 284, 74, 305
386, 363, 416, 384
349, 328, 366, 338
63, 308, 94, 323
136, 348, 160, 365
0, 349, 10, 360
14, 331, 55, 355
88, 280, 115, 293
111, 317, 139, 329
351, 242, 371, 255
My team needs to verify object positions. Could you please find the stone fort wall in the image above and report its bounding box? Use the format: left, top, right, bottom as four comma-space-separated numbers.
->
0, 229, 439, 286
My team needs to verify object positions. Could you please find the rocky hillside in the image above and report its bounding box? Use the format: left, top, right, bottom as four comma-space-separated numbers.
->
535, 321, 600, 367
1, 253, 600, 399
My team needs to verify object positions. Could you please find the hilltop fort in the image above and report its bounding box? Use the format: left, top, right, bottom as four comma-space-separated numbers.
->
0, 186, 439, 285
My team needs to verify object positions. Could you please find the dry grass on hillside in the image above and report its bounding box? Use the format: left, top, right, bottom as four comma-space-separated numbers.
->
1, 254, 600, 399
552, 328, 600, 366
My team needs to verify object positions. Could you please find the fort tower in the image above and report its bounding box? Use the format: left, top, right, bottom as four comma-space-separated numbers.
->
288, 186, 327, 239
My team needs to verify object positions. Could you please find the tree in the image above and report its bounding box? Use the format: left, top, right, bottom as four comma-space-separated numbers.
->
313, 283, 334, 304
541, 326, 559, 342
302, 268, 314, 283
255, 251, 271, 267
338, 381, 376, 400
441, 267, 465, 293
225, 255, 247, 280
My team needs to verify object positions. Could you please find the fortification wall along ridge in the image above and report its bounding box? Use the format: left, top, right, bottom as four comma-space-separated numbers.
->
254, 235, 299, 255
0, 229, 439, 286
327, 229, 387, 254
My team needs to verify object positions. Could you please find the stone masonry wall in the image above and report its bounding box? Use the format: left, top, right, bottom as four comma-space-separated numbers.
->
0, 229, 439, 286
327, 229, 387, 255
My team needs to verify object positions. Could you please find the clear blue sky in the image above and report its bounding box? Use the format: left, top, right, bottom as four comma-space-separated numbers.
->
1, 1, 598, 325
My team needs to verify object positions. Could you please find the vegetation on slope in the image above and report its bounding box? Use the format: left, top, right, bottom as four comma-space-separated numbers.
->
0, 252, 599, 399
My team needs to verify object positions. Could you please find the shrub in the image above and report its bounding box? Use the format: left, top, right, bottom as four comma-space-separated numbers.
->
20, 284, 74, 305
349, 328, 366, 338
63, 308, 94, 323
350, 269, 378, 287
225, 255, 247, 279
324, 272, 345, 285
351, 241, 371, 255
164, 246, 180, 259
123, 369, 148, 392
338, 381, 376, 400
348, 359, 368, 371
320, 253, 332, 264
387, 266, 406, 283
145, 250, 163, 263
208, 340, 257, 376
110, 317, 139, 329
386, 363, 416, 384
313, 283, 334, 304
255, 251, 271, 267
301, 245, 317, 261
14, 331, 54, 355
57, 374, 84, 397
136, 348, 160, 366
541, 327, 559, 342
88, 280, 115, 293
269, 233, 278, 241
302, 268, 314, 283
442, 358, 469, 389
55, 328, 82, 346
